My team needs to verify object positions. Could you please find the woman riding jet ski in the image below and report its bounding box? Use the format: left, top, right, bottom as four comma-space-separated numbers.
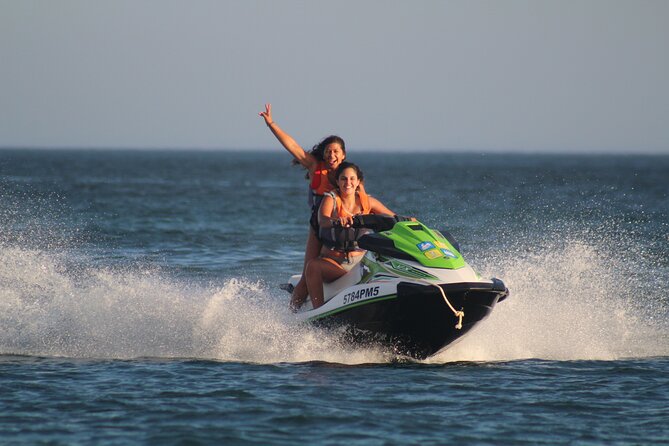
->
282, 163, 509, 360
292, 162, 395, 311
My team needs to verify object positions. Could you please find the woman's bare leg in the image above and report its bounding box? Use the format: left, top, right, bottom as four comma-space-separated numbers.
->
290, 229, 322, 310
305, 258, 347, 309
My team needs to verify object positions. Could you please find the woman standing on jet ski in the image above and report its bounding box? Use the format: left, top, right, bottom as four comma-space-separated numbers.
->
305, 162, 394, 309
259, 103, 350, 309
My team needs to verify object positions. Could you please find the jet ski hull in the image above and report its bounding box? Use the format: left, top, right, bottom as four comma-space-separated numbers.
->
307, 279, 508, 359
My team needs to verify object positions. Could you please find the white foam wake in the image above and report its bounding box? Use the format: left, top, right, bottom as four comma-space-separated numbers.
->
0, 246, 388, 364
1, 237, 666, 364
431, 238, 669, 362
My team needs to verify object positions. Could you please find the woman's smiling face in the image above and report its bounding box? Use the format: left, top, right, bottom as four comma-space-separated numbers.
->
337, 167, 360, 196
323, 143, 345, 170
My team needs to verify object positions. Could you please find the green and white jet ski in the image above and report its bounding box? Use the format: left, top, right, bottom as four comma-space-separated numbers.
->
282, 214, 509, 359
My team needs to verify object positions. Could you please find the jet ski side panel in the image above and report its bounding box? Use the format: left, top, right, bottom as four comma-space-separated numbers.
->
310, 280, 508, 359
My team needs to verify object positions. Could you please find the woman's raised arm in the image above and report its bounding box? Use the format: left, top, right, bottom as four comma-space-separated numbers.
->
259, 104, 317, 171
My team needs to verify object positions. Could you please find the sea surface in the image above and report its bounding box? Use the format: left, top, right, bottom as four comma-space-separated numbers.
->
1, 149, 668, 445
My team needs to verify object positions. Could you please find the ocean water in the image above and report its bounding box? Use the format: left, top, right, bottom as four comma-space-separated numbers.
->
1, 149, 668, 445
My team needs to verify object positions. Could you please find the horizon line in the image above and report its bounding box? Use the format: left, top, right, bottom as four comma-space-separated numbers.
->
1, 145, 668, 156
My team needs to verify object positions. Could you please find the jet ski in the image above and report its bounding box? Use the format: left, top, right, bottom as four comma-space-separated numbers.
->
282, 214, 509, 360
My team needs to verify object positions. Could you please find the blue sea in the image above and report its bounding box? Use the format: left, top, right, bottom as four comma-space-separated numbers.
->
1, 149, 668, 445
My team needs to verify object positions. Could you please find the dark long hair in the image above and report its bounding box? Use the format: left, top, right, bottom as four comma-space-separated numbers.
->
311, 135, 346, 162
292, 135, 346, 166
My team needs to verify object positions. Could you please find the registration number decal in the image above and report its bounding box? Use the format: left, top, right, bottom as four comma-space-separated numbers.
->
343, 286, 380, 305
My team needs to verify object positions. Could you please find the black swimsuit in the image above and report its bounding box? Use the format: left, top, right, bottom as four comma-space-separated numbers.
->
309, 194, 325, 233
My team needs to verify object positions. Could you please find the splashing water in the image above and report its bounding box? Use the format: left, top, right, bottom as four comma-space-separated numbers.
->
1, 237, 666, 364
0, 246, 390, 364
432, 235, 669, 362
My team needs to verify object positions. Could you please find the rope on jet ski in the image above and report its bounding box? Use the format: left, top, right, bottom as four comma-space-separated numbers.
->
419, 280, 464, 329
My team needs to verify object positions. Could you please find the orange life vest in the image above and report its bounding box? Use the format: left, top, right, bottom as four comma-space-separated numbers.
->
329, 188, 371, 219
309, 161, 335, 196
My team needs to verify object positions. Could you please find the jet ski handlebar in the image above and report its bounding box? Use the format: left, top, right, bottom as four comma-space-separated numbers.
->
344, 214, 411, 232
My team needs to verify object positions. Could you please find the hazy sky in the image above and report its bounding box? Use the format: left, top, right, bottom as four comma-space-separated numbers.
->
1, 1, 668, 153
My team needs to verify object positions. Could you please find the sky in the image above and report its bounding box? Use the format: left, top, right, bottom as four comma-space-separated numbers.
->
1, 0, 668, 153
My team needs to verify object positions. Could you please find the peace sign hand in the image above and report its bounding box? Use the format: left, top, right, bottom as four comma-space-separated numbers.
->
259, 103, 274, 125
